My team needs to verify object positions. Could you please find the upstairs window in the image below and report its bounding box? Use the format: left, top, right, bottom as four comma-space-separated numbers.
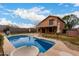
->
49, 19, 54, 25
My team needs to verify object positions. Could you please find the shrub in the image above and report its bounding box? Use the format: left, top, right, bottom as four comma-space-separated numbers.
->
0, 34, 4, 56
0, 34, 4, 46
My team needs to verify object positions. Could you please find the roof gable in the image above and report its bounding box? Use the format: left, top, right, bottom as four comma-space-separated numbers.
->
37, 15, 65, 26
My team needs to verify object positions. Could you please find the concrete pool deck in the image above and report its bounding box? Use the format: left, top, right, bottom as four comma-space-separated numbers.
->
40, 39, 79, 56
3, 33, 79, 56
3, 36, 16, 55
10, 46, 39, 56
27, 33, 79, 56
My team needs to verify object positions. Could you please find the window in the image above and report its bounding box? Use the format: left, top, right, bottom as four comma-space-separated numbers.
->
49, 19, 54, 25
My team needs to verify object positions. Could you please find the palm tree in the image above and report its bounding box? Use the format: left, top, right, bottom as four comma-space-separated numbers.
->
0, 34, 4, 56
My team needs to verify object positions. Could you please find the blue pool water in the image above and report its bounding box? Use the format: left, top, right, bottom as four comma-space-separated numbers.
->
8, 35, 55, 53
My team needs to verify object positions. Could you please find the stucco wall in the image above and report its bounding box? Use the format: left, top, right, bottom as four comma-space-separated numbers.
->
57, 19, 65, 32
37, 16, 58, 27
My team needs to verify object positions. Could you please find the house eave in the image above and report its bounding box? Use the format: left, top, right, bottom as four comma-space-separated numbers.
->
36, 25, 57, 28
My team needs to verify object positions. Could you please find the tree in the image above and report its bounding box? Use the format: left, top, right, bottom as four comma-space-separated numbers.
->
62, 14, 79, 30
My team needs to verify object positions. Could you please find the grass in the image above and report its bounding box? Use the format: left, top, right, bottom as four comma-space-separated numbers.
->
42, 33, 79, 45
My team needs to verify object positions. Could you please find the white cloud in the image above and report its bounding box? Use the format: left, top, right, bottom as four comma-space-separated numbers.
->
13, 23, 35, 28
0, 5, 16, 19
18, 24, 35, 28
58, 3, 69, 7
0, 18, 12, 25
0, 18, 35, 28
29, 7, 50, 14
12, 7, 50, 21
73, 3, 79, 6
55, 10, 79, 18
71, 11, 79, 17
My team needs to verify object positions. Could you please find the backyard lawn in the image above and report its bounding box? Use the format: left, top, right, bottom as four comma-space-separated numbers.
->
42, 33, 79, 50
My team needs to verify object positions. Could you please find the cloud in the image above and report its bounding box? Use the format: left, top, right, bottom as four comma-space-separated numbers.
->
58, 3, 79, 7
55, 10, 79, 18
0, 5, 16, 19
0, 18, 12, 25
73, 3, 79, 6
58, 3, 69, 7
12, 7, 50, 21
29, 7, 50, 14
71, 11, 79, 17
0, 18, 35, 28
13, 23, 35, 28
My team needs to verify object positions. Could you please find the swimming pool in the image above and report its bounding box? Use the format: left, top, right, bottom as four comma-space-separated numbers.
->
8, 35, 55, 53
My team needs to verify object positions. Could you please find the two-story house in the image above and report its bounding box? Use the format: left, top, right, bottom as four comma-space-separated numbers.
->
36, 15, 65, 33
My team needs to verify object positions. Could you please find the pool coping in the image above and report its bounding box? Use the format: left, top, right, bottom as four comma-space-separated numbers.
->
3, 36, 16, 56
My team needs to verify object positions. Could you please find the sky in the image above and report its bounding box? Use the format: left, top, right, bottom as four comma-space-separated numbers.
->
0, 3, 79, 28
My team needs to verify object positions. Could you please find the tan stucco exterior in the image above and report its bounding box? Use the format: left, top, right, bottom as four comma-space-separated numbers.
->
37, 15, 65, 33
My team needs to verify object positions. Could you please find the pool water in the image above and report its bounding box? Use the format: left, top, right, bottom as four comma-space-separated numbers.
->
8, 35, 55, 53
